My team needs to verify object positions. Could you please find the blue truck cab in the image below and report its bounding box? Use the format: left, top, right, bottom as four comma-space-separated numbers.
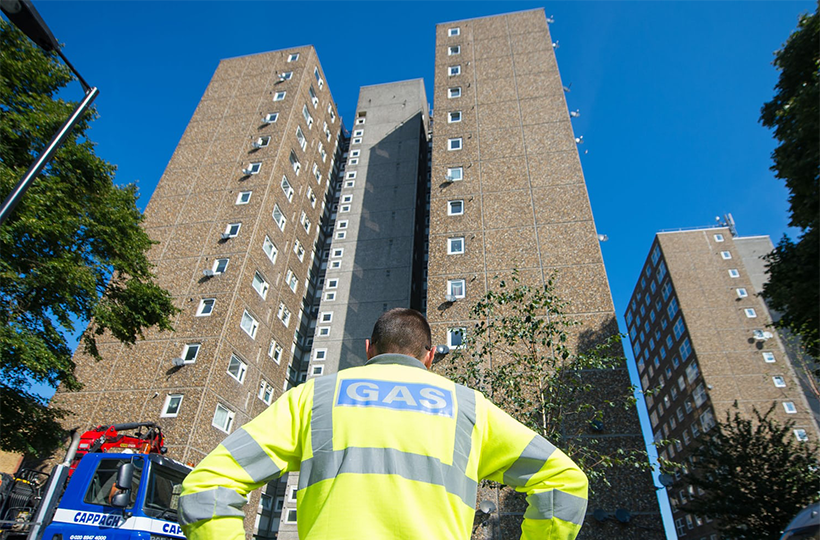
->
39, 453, 189, 540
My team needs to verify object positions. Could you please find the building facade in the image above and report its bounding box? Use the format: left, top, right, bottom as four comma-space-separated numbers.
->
625, 224, 819, 539
52, 8, 663, 539
427, 10, 661, 539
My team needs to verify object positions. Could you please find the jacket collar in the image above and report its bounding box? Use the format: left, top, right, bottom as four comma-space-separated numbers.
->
365, 353, 427, 371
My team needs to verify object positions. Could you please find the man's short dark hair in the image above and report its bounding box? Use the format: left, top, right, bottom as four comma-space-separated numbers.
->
370, 308, 432, 360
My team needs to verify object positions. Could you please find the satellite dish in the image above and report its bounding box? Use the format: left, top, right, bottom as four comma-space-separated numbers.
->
478, 500, 496, 514
444, 294, 457, 303
597, 234, 609, 242
615, 509, 631, 523
659, 473, 674, 487
172, 357, 185, 367
593, 509, 608, 522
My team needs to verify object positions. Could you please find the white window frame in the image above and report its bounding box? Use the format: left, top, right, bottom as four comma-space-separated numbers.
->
762, 352, 776, 363
728, 269, 740, 278
447, 237, 465, 254
736, 288, 748, 298
447, 138, 463, 151
348, 158, 358, 165
197, 298, 215, 316
324, 291, 336, 301
335, 231, 346, 240
161, 394, 183, 418
744, 308, 757, 318
294, 239, 305, 262
262, 236, 277, 264
350, 149, 360, 157
448, 27, 460, 37
254, 135, 271, 149
224, 223, 241, 238
783, 401, 797, 414
448, 45, 461, 55
314, 348, 327, 361
243, 162, 261, 175
449, 65, 461, 76
240, 311, 259, 339
286, 269, 298, 293
284, 509, 297, 523
714, 233, 724, 242
252, 272, 269, 299
311, 365, 324, 376
351, 137, 362, 145
236, 191, 252, 205
447, 327, 465, 349
300, 211, 311, 234
794, 429, 809, 442
296, 126, 307, 151
447, 279, 466, 298
319, 311, 333, 323
448, 200, 464, 216
269, 340, 283, 364
448, 87, 462, 99
181, 343, 200, 364
212, 403, 235, 433
273, 91, 286, 101
278, 302, 291, 327
446, 167, 463, 181
346, 171, 357, 179
281, 176, 294, 201
448, 111, 462, 123
721, 251, 732, 260
258, 380, 274, 405
332, 248, 344, 258
263, 112, 278, 124
773, 376, 786, 388
353, 129, 364, 137
212, 258, 229, 275
287, 53, 299, 62
272, 204, 286, 231
318, 326, 330, 337
227, 354, 247, 383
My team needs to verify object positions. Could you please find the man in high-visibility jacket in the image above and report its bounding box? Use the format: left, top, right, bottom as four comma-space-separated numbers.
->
179, 308, 588, 539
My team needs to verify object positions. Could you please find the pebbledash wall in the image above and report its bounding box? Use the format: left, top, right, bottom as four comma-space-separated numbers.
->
626, 226, 820, 539
52, 8, 662, 539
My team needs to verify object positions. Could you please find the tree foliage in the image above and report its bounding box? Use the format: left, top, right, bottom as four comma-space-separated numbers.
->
677, 405, 819, 540
436, 270, 648, 487
759, 9, 819, 362
0, 20, 178, 455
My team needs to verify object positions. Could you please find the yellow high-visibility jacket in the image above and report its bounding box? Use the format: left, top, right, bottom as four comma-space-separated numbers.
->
179, 354, 588, 540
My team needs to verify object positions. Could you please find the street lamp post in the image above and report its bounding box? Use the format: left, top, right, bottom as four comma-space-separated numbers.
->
0, 0, 99, 226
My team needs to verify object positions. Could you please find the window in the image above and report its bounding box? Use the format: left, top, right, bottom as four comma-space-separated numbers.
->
680, 338, 693, 360
253, 135, 271, 149
350, 149, 360, 157
449, 65, 461, 76
446, 167, 463, 181
762, 352, 776, 363
272, 204, 286, 231
309, 85, 318, 107
737, 288, 748, 298
240, 311, 259, 339
227, 354, 247, 382
448, 200, 464, 215
197, 298, 215, 316
447, 279, 466, 298
290, 151, 301, 174
720, 251, 732, 260
783, 401, 797, 414
332, 248, 344, 258
307, 187, 317, 208
714, 233, 724, 242
313, 349, 328, 362
224, 223, 241, 239
336, 221, 348, 231
330, 260, 341, 269
794, 429, 809, 442
284, 509, 297, 523
448, 327, 465, 349
313, 163, 322, 184
673, 318, 685, 339
302, 105, 313, 128
349, 158, 359, 165
447, 138, 462, 151
294, 239, 305, 262
279, 71, 293, 80
314, 66, 323, 86
346, 171, 356, 179
448, 237, 464, 254
446, 111, 463, 125
448, 45, 460, 55
258, 380, 274, 405
242, 161, 262, 175
269, 340, 283, 364
773, 376, 786, 388
286, 270, 298, 293
667, 297, 679, 318
288, 53, 299, 62
448, 27, 460, 36
728, 268, 740, 278
263, 112, 278, 124
448, 87, 462, 98
281, 176, 294, 201
344, 180, 355, 189
300, 211, 311, 233
212, 403, 234, 433
355, 117, 366, 125
353, 129, 364, 138
161, 394, 183, 417
324, 291, 336, 301
319, 312, 333, 324
744, 308, 757, 318
262, 236, 278, 264
273, 91, 286, 101
693, 383, 707, 407
278, 303, 291, 327
296, 127, 307, 151
252, 272, 269, 299
310, 365, 324, 377
181, 343, 200, 364
212, 258, 229, 275
236, 191, 252, 205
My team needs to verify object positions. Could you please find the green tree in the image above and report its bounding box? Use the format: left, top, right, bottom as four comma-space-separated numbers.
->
0, 20, 178, 456
759, 9, 819, 363
436, 270, 649, 488
677, 405, 819, 540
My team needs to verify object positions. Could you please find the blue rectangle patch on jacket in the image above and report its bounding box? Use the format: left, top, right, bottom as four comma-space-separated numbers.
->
336, 379, 454, 417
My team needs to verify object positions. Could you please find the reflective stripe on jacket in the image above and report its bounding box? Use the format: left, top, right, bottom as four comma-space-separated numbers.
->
179, 354, 588, 540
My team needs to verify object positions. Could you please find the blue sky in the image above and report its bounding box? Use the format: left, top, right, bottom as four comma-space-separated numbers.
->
14, 1, 814, 536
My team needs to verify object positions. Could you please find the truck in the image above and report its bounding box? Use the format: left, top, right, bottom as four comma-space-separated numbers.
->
0, 422, 191, 540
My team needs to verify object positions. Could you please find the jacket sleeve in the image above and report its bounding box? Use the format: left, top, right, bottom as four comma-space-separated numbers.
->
178, 382, 313, 540
477, 396, 588, 540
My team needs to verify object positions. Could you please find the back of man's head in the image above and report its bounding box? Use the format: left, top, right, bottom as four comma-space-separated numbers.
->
369, 308, 432, 361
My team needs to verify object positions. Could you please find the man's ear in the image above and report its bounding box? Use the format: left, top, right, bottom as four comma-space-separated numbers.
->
422, 346, 435, 369
365, 339, 375, 360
